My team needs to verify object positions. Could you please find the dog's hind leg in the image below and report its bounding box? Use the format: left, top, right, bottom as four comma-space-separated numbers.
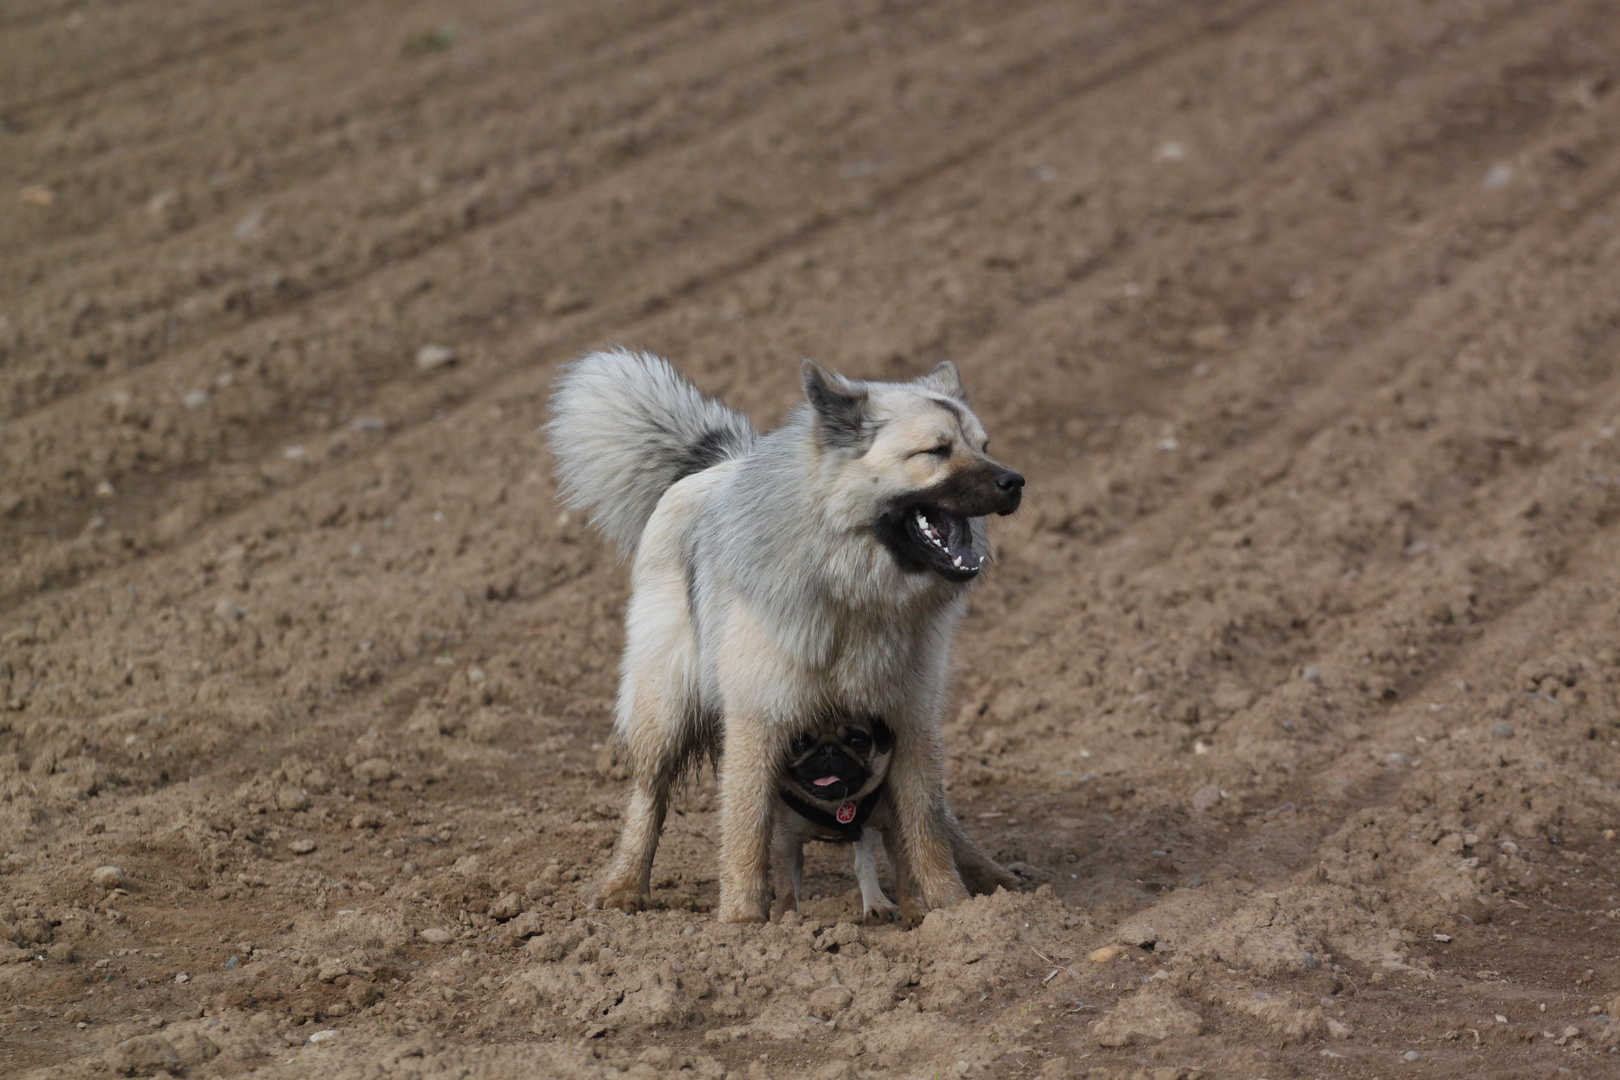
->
598, 698, 701, 912
943, 808, 1020, 894
597, 551, 705, 912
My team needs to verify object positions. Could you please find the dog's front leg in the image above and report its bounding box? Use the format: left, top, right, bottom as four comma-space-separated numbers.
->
886, 732, 969, 911
716, 713, 780, 923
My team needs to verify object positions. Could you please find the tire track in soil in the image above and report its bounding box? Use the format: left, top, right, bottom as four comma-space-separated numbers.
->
2, 0, 1534, 614
0, 0, 1274, 605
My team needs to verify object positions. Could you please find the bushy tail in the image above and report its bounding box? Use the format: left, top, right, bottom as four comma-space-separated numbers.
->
546, 347, 755, 555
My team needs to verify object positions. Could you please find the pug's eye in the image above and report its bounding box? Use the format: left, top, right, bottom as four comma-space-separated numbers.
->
789, 734, 816, 757
844, 730, 871, 752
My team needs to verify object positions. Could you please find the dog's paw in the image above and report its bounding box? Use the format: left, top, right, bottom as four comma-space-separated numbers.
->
960, 862, 1021, 895
717, 898, 769, 924
596, 885, 649, 913
862, 898, 900, 923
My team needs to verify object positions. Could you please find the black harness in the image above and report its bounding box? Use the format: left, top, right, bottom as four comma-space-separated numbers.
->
778, 786, 883, 842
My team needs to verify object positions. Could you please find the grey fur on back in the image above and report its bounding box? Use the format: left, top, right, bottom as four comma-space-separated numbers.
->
546, 347, 756, 555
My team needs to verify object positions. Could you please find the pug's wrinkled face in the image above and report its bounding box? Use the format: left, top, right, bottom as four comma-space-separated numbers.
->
783, 717, 895, 804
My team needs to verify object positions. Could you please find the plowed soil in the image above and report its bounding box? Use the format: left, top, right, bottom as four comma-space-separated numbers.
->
6, 1, 1620, 1077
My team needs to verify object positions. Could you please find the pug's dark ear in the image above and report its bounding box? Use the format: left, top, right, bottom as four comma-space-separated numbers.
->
916, 360, 967, 402
803, 359, 868, 449
870, 717, 895, 753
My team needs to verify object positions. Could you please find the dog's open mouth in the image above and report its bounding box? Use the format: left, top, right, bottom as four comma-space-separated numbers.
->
908, 505, 982, 580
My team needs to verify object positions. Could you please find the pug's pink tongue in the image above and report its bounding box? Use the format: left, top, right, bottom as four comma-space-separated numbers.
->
813, 776, 840, 787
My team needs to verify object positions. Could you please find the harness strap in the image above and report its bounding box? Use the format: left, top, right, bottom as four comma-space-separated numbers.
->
778, 786, 882, 842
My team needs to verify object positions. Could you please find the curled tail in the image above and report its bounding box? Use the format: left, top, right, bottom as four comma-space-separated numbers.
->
546, 347, 755, 555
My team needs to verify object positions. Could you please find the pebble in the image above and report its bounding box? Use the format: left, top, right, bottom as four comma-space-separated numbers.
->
1191, 785, 1222, 811
308, 1030, 338, 1044
415, 344, 456, 371
1088, 946, 1123, 963
288, 839, 317, 855
1402, 1050, 1420, 1062
181, 389, 209, 410
1491, 721, 1515, 738
419, 928, 454, 945
20, 185, 54, 208
174, 973, 189, 984
225, 956, 239, 969
1302, 666, 1321, 682
92, 866, 127, 890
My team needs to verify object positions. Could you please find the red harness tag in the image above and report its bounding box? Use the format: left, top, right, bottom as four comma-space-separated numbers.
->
836, 803, 857, 825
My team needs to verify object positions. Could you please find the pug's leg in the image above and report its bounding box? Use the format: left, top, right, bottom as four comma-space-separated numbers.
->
885, 732, 968, 911
853, 832, 898, 920
943, 807, 1020, 894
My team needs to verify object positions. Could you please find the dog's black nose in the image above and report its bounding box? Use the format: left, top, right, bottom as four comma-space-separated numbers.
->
995, 470, 1025, 493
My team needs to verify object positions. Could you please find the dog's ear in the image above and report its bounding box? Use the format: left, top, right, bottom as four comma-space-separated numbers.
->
870, 717, 895, 753
803, 359, 868, 449
916, 360, 967, 402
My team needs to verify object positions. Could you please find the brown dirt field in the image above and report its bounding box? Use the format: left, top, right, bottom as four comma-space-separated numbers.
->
5, 0, 1620, 1076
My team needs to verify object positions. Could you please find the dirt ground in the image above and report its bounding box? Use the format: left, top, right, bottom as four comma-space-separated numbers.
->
5, 0, 1620, 1076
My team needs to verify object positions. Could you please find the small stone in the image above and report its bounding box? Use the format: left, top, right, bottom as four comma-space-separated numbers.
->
1483, 163, 1512, 190
1462, 833, 1479, 847
351, 758, 396, 785
1088, 945, 1123, 963
308, 1030, 338, 1043
174, 972, 189, 984
419, 928, 454, 945
92, 866, 127, 890
349, 810, 384, 830
1327, 1019, 1353, 1038
488, 892, 523, 921
181, 389, 209, 410
276, 786, 311, 812
317, 958, 349, 982
225, 956, 239, 969
20, 185, 54, 208
415, 344, 456, 371
1492, 721, 1515, 738
1402, 1050, 1419, 1061
1433, 933, 1452, 943
288, 839, 317, 855
401, 861, 419, 875
1386, 752, 1412, 766
1191, 785, 1222, 811
1302, 666, 1321, 682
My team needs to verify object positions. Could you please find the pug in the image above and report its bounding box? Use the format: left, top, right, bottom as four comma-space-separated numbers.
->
771, 716, 900, 920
